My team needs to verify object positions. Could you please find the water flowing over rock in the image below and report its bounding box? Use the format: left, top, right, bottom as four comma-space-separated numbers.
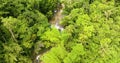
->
50, 3, 64, 31
35, 3, 65, 63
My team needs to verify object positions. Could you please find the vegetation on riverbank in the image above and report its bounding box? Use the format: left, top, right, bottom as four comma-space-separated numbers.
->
0, 0, 120, 63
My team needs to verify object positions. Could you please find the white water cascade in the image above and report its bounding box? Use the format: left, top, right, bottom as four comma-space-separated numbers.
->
55, 22, 64, 31
50, 3, 64, 31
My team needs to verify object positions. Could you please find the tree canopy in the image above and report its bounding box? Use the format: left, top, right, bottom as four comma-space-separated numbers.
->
0, 0, 120, 63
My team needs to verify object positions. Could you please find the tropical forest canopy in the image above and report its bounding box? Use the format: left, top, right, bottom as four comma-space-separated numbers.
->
0, 0, 120, 63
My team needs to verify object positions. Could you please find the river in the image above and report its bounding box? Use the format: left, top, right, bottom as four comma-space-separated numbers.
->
50, 3, 64, 31
34, 3, 65, 63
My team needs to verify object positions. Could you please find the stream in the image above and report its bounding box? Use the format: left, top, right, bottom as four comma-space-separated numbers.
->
34, 3, 65, 63
50, 4, 64, 31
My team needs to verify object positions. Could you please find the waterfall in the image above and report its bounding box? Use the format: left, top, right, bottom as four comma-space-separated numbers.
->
55, 22, 64, 31
50, 3, 64, 31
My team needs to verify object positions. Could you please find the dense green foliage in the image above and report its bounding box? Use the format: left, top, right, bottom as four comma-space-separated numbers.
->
0, 0, 59, 63
0, 0, 120, 63
41, 0, 120, 63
